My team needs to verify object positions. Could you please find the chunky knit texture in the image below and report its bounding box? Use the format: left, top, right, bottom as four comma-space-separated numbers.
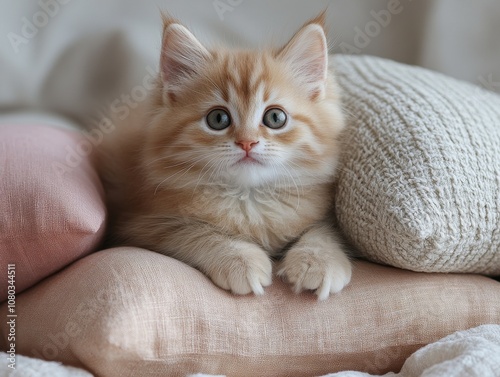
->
333, 55, 500, 274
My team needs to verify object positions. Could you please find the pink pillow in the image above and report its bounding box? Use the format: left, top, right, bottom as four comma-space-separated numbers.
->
0, 124, 106, 301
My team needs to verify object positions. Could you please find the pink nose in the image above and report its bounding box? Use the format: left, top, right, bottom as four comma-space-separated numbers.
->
235, 140, 259, 153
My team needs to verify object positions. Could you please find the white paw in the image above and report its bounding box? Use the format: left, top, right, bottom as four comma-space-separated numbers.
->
278, 245, 352, 300
208, 243, 272, 296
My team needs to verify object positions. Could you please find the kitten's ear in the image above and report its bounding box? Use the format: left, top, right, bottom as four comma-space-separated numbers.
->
278, 17, 328, 100
160, 17, 210, 101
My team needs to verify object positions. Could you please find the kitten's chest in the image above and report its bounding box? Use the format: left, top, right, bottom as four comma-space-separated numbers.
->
187, 187, 327, 252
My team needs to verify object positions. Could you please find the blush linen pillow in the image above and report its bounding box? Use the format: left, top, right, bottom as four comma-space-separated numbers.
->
0, 124, 106, 301
1, 247, 499, 377
333, 55, 500, 274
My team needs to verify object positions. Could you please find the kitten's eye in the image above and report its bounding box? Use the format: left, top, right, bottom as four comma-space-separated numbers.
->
263, 108, 287, 129
206, 108, 231, 130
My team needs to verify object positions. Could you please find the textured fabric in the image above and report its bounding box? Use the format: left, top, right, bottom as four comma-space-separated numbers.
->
321, 325, 500, 377
1, 247, 499, 377
333, 54, 500, 274
0, 352, 93, 377
0, 124, 106, 300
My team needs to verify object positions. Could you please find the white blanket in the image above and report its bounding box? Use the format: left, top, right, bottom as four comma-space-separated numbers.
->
323, 325, 500, 377
0, 354, 92, 377
2, 325, 499, 377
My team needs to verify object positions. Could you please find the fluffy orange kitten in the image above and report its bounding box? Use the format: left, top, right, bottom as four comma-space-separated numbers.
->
96, 14, 351, 300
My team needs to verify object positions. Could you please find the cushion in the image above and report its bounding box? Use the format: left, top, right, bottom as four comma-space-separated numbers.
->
333, 54, 500, 274
0, 124, 106, 301
1, 247, 499, 376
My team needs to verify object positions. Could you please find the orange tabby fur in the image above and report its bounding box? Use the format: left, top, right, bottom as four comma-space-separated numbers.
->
96, 13, 351, 300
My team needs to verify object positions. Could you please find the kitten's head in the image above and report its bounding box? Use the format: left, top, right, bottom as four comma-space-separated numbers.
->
144, 14, 345, 190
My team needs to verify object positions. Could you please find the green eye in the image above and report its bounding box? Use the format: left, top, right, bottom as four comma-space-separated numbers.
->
263, 108, 287, 129
206, 108, 231, 130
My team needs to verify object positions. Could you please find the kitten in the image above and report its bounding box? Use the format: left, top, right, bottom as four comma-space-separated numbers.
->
96, 13, 351, 300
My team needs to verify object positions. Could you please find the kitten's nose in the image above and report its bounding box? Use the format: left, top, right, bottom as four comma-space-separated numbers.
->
235, 140, 259, 153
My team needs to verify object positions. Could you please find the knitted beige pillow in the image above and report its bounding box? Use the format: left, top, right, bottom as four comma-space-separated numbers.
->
333, 55, 500, 274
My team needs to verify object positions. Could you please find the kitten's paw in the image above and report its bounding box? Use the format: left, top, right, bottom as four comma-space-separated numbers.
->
278, 246, 351, 300
207, 244, 272, 296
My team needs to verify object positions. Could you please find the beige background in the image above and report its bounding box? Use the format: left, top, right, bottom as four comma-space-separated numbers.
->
0, 0, 499, 125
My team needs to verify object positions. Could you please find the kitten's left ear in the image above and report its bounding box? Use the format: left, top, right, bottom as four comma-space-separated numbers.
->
278, 16, 328, 100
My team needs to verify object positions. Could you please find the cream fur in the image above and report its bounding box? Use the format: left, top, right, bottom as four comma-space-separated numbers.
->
95, 14, 351, 299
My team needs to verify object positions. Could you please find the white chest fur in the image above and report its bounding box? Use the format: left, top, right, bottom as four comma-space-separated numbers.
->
190, 186, 325, 253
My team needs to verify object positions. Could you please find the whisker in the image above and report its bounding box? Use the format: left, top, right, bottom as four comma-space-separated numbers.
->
153, 155, 217, 194
191, 155, 221, 197
154, 163, 196, 194
147, 152, 220, 169
277, 160, 303, 212
207, 157, 226, 186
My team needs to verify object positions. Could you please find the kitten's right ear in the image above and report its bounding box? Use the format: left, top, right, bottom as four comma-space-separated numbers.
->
277, 14, 328, 101
160, 17, 210, 102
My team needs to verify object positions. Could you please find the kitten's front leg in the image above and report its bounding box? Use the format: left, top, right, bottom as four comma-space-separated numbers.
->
205, 239, 273, 296
157, 222, 272, 296
278, 224, 352, 300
